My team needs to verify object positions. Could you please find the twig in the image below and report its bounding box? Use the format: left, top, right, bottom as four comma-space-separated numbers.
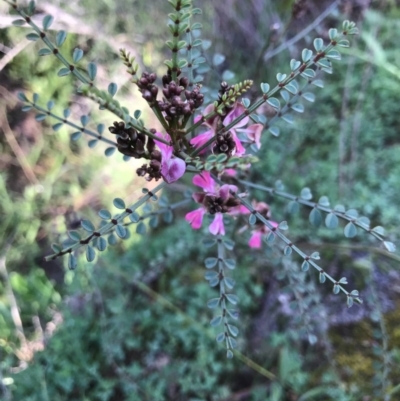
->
263, 0, 340, 62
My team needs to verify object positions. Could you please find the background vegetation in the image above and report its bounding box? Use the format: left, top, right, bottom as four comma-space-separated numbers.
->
0, 0, 399, 400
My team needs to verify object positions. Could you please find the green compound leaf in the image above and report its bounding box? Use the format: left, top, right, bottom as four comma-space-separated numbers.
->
86, 245, 96, 262
344, 222, 357, 238
309, 208, 322, 227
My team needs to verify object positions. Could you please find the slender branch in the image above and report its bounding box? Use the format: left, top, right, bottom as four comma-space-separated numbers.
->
45, 182, 166, 260
263, 1, 340, 62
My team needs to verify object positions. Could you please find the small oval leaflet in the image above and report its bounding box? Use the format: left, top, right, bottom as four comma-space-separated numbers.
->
68, 254, 77, 270
302, 48, 313, 62
205, 257, 218, 269
284, 246, 292, 256
87, 62, 97, 81
96, 237, 107, 252
105, 147, 116, 157
383, 241, 396, 253
228, 324, 239, 337
68, 230, 81, 242
216, 332, 225, 343
58, 68, 71, 77
223, 259, 236, 270
319, 272, 326, 283
301, 261, 309, 272
86, 245, 96, 262
309, 208, 322, 227
136, 222, 146, 235
210, 315, 223, 327
71, 132, 82, 141
38, 48, 52, 56
26, 33, 39, 41
207, 298, 220, 309
115, 224, 127, 239
313, 38, 324, 51
42, 14, 54, 30
248, 213, 257, 225
108, 82, 118, 97
344, 222, 357, 238
213, 53, 225, 66
81, 219, 95, 232
325, 212, 338, 229
225, 294, 238, 305
300, 187, 312, 200
287, 201, 299, 214
56, 30, 67, 47
113, 198, 126, 209
260, 82, 270, 93
72, 48, 84, 63
98, 209, 111, 220
224, 277, 235, 289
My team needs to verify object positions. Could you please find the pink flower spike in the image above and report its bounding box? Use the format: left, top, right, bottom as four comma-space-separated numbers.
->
249, 231, 262, 248
161, 157, 186, 183
192, 171, 216, 193
185, 208, 206, 230
223, 103, 249, 128
209, 213, 225, 236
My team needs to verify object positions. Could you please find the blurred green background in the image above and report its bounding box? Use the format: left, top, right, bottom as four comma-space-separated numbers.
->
1, 0, 400, 400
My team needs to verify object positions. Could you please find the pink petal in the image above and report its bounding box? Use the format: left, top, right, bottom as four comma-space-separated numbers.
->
161, 157, 186, 183
192, 192, 206, 203
248, 230, 262, 248
244, 124, 263, 149
223, 103, 249, 128
192, 171, 216, 193
190, 130, 214, 152
231, 131, 246, 156
155, 132, 173, 159
185, 208, 206, 230
209, 213, 225, 236
219, 184, 238, 201
223, 168, 237, 177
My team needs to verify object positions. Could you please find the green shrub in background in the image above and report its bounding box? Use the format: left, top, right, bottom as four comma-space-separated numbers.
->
1, 1, 400, 400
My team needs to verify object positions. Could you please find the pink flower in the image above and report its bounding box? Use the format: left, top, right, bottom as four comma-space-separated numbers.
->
190, 104, 219, 152
185, 171, 239, 236
236, 123, 264, 149
155, 133, 186, 183
222, 103, 249, 156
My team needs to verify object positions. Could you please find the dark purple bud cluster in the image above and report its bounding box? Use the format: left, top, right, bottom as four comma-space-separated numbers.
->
108, 121, 154, 158
136, 72, 159, 104
213, 132, 236, 157
158, 70, 204, 122
136, 149, 163, 182
204, 193, 240, 215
